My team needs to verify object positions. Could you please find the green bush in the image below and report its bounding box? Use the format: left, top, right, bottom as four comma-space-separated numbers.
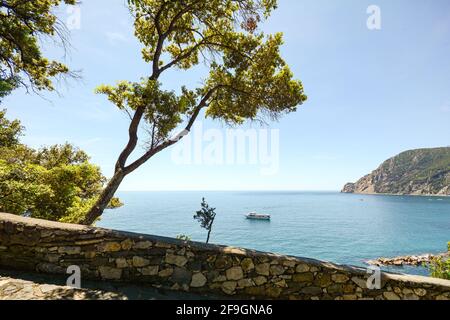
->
429, 257, 450, 280
176, 234, 192, 241
0, 109, 121, 224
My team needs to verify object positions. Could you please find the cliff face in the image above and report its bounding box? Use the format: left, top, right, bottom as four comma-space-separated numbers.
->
342, 147, 450, 196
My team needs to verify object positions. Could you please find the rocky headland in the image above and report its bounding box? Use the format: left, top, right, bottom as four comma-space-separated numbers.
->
342, 147, 450, 196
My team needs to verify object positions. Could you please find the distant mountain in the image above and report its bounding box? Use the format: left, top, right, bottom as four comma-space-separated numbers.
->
342, 147, 450, 196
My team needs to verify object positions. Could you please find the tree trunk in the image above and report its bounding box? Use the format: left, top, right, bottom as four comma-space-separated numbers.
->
206, 229, 211, 244
81, 171, 125, 225
80, 88, 214, 225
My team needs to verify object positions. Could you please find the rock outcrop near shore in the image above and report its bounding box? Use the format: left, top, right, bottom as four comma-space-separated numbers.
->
342, 147, 450, 196
367, 253, 450, 267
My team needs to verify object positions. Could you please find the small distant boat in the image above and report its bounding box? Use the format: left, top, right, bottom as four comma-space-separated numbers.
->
246, 212, 271, 221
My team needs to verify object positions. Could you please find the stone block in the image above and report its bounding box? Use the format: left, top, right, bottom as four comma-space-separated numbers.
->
190, 272, 207, 288
255, 263, 270, 276
241, 258, 255, 272
165, 254, 188, 267
296, 264, 310, 273
293, 272, 314, 283
99, 266, 122, 280
132, 256, 150, 267
141, 265, 159, 276
226, 266, 244, 280
270, 264, 285, 276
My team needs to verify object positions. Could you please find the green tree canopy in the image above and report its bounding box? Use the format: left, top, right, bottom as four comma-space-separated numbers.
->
0, 0, 76, 92
83, 0, 307, 225
0, 77, 18, 102
0, 108, 23, 147
0, 110, 122, 223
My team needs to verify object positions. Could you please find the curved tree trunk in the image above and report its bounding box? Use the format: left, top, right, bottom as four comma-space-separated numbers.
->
80, 87, 215, 225
81, 104, 147, 225
206, 230, 211, 244
81, 171, 125, 225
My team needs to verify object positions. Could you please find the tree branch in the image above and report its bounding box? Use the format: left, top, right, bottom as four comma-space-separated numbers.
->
123, 86, 220, 175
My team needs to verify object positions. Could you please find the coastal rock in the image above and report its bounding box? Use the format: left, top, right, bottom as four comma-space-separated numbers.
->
341, 147, 450, 196
342, 183, 356, 193
367, 252, 449, 267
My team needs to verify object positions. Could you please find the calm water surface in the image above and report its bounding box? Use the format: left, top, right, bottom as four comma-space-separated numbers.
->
97, 191, 450, 276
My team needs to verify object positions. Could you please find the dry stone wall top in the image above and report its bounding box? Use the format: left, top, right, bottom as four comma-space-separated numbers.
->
1, 212, 449, 300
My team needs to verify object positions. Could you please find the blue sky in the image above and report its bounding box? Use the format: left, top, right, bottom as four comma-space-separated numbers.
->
4, 0, 450, 191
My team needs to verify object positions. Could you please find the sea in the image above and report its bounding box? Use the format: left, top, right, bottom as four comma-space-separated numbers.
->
96, 191, 450, 276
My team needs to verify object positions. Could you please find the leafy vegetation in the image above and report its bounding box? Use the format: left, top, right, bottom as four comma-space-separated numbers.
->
0, 0, 76, 92
176, 234, 192, 242
428, 242, 450, 280
0, 109, 22, 147
0, 77, 18, 102
82, 0, 307, 224
194, 198, 217, 244
429, 258, 450, 280
0, 110, 121, 223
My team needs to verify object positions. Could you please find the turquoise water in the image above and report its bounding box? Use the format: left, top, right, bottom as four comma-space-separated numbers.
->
97, 191, 450, 276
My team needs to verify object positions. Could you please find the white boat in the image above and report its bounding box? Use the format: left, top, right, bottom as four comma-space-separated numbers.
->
246, 212, 271, 221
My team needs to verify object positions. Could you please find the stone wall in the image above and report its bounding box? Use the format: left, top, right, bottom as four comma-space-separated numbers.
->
1, 212, 450, 300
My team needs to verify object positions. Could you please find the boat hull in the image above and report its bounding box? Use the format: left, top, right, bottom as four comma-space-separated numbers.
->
246, 216, 271, 221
